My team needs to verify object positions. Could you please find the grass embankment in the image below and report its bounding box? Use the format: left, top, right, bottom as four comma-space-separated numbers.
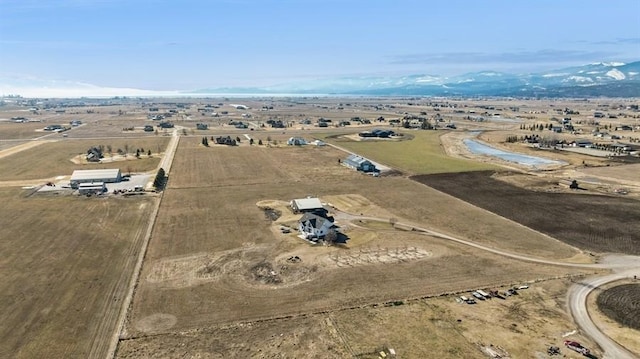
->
318, 131, 496, 175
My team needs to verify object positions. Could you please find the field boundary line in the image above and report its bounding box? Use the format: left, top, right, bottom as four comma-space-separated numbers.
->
106, 132, 180, 359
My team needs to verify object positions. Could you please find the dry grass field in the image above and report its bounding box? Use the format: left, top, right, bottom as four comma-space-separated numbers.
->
0, 188, 155, 358
414, 171, 640, 255
118, 278, 601, 358
0, 121, 52, 140
117, 138, 596, 357
0, 137, 169, 181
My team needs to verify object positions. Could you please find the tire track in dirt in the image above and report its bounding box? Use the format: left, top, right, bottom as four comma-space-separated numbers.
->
88, 199, 155, 358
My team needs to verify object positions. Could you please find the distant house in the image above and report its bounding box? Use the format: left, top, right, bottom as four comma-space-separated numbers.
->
343, 154, 377, 173
287, 137, 307, 146
215, 136, 237, 146
572, 139, 593, 148
298, 212, 335, 240
44, 124, 63, 131
611, 143, 632, 152
266, 119, 285, 128
86, 147, 103, 162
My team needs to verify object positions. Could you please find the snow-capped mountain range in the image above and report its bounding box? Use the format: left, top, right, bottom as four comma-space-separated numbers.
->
193, 61, 640, 97
3, 61, 639, 98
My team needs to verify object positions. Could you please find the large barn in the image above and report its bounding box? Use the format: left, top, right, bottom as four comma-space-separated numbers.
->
70, 169, 122, 189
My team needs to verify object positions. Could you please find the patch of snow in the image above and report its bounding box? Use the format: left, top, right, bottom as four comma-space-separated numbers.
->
563, 76, 593, 83
414, 75, 441, 83
542, 73, 568, 78
591, 62, 625, 66
606, 69, 626, 80
478, 72, 501, 76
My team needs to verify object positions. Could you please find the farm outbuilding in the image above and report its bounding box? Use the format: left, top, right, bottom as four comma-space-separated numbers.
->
78, 182, 106, 195
70, 169, 122, 189
343, 154, 377, 173
290, 197, 324, 213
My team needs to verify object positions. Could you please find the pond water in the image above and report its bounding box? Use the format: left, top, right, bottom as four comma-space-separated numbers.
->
464, 139, 567, 167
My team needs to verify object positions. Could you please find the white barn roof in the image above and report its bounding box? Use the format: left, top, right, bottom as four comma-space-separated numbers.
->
292, 197, 323, 211
71, 169, 121, 181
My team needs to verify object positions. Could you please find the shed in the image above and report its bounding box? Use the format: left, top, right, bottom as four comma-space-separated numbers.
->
343, 154, 377, 173
70, 169, 122, 189
291, 197, 324, 213
78, 182, 106, 195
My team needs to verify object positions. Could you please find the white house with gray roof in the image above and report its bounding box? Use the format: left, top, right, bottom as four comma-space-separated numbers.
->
298, 212, 335, 240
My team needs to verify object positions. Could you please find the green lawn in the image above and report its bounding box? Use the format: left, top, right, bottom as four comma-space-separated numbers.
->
318, 130, 497, 175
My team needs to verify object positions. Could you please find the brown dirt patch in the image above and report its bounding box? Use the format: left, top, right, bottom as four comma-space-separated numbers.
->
412, 171, 640, 255
596, 283, 640, 330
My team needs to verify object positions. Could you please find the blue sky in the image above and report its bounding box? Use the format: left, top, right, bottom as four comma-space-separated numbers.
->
1, 0, 639, 91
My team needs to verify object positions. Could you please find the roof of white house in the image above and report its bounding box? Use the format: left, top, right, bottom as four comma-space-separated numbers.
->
71, 169, 121, 181
292, 197, 323, 211
299, 212, 334, 229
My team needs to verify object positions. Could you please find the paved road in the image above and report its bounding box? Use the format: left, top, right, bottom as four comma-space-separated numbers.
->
334, 209, 640, 358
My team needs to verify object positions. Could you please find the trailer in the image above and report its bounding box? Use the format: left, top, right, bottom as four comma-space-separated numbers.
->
477, 289, 491, 298
471, 291, 486, 301
460, 295, 476, 304
564, 340, 590, 355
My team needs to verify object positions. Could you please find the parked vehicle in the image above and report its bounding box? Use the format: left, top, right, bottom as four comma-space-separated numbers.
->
564, 340, 590, 355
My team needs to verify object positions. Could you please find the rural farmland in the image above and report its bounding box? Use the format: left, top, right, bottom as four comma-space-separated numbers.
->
0, 96, 638, 359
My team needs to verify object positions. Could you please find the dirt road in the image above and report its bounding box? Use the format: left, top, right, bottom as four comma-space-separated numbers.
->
567, 258, 640, 359
106, 128, 181, 358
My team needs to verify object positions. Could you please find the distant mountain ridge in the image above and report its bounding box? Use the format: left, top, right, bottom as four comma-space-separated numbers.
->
191, 61, 640, 97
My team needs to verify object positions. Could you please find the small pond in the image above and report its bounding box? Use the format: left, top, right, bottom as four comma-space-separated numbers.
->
464, 139, 567, 167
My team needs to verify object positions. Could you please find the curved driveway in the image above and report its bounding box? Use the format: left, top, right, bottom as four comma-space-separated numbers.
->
336, 210, 639, 358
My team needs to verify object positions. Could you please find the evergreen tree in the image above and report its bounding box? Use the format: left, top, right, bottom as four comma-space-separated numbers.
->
153, 168, 166, 190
